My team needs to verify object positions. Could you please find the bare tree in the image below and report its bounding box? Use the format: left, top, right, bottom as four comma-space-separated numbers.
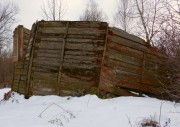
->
0, 1, 19, 55
41, 0, 67, 21
133, 0, 164, 45
114, 0, 133, 32
157, 0, 180, 101
79, 0, 107, 21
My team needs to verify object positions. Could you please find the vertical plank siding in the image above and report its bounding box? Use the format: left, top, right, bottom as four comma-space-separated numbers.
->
12, 21, 168, 98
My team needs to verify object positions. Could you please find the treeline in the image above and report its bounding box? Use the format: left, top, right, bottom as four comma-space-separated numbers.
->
0, 51, 14, 88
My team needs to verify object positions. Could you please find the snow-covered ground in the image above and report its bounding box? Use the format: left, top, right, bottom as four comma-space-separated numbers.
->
0, 88, 180, 127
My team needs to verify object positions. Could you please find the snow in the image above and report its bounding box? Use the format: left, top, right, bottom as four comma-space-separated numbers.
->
0, 88, 180, 127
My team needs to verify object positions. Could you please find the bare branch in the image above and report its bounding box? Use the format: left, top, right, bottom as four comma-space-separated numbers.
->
41, 0, 67, 21
79, 0, 107, 21
114, 0, 133, 32
0, 1, 19, 54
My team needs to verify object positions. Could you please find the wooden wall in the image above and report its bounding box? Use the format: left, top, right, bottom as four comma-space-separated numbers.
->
99, 27, 168, 97
13, 25, 30, 62
12, 26, 30, 95
26, 21, 108, 96
12, 61, 28, 95
12, 21, 168, 98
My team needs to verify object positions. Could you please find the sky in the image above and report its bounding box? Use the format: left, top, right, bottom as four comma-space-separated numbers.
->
9, 0, 117, 29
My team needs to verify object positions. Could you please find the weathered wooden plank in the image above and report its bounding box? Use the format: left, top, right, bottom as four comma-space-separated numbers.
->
64, 55, 100, 61
109, 27, 146, 45
115, 80, 162, 95
23, 39, 29, 45
32, 65, 58, 72
99, 79, 137, 96
32, 72, 58, 80
109, 35, 150, 53
39, 27, 106, 35
40, 37, 64, 42
40, 34, 106, 40
108, 42, 143, 59
109, 34, 167, 60
63, 59, 100, 65
19, 75, 27, 81
23, 27, 30, 34
33, 57, 60, 67
104, 57, 140, 70
32, 88, 56, 95
34, 52, 61, 58
116, 70, 165, 86
65, 50, 97, 56
65, 43, 104, 51
39, 21, 107, 28
14, 69, 22, 75
63, 68, 99, 77
33, 60, 60, 67
23, 33, 30, 41
33, 57, 61, 63
144, 60, 167, 72
59, 90, 75, 96
40, 38, 105, 45
34, 49, 61, 54
101, 67, 166, 87
61, 74, 97, 85
67, 38, 105, 45
108, 42, 167, 68
106, 50, 142, 66
63, 62, 99, 69
35, 42, 63, 50
32, 78, 58, 85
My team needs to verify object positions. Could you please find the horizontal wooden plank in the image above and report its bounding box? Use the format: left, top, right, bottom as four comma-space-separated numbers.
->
64, 55, 100, 61
63, 68, 99, 77
39, 27, 106, 35
109, 35, 150, 53
99, 79, 137, 96
61, 74, 97, 86
32, 72, 58, 80
33, 59, 60, 67
33, 57, 61, 63
101, 67, 166, 86
35, 42, 63, 50
40, 38, 105, 45
32, 78, 58, 85
64, 59, 100, 65
33, 64, 58, 71
108, 34, 167, 59
34, 49, 61, 54
34, 52, 61, 58
63, 62, 99, 69
109, 27, 146, 45
32, 89, 56, 95
65, 43, 104, 51
23, 27, 30, 34
104, 57, 140, 70
39, 21, 107, 28
106, 50, 142, 66
67, 38, 105, 45
108, 42, 143, 59
65, 50, 99, 56
115, 80, 162, 95
40, 33, 106, 40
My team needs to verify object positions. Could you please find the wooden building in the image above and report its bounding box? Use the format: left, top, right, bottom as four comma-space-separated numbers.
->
12, 21, 168, 98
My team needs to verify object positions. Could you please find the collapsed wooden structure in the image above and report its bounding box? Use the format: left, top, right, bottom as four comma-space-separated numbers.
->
12, 21, 168, 98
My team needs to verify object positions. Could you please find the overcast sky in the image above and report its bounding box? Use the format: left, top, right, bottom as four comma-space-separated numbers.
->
9, 0, 117, 29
